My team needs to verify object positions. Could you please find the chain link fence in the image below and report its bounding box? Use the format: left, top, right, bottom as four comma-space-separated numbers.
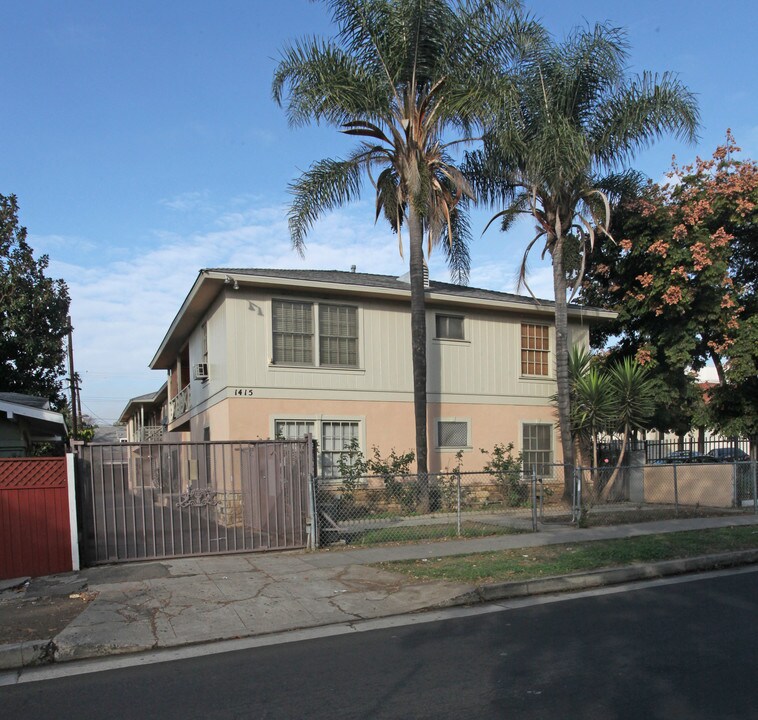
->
575, 460, 758, 526
313, 464, 578, 547
311, 459, 758, 547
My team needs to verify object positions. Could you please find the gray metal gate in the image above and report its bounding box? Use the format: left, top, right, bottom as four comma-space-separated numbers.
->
75, 439, 314, 564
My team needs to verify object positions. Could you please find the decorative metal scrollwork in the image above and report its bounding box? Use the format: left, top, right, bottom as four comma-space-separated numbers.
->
176, 487, 219, 508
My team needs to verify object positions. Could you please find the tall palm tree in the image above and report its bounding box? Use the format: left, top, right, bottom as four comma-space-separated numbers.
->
465, 23, 698, 498
273, 0, 542, 498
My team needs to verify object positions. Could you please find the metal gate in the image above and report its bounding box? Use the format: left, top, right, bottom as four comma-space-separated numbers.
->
75, 439, 314, 564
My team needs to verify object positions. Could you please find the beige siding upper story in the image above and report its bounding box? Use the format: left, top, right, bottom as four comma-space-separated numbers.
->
183, 291, 228, 412
179, 287, 586, 408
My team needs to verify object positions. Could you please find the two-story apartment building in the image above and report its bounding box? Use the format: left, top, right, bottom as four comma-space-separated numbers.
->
145, 268, 614, 475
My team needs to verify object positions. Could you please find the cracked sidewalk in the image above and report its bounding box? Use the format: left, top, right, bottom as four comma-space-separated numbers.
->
3, 514, 758, 671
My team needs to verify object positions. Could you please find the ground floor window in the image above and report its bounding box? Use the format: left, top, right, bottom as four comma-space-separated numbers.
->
436, 419, 469, 449
522, 423, 553, 477
274, 418, 361, 479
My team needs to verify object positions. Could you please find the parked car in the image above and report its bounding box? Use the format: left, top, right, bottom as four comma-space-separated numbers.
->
706, 447, 751, 462
653, 450, 713, 464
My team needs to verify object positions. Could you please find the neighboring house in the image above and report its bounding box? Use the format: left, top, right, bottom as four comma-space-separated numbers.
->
118, 382, 181, 443
0, 392, 68, 457
145, 268, 615, 476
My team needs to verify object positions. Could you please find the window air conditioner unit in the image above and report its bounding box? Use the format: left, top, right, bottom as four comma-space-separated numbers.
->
193, 363, 209, 380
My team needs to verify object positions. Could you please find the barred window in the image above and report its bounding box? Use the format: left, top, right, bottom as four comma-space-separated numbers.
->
273, 300, 313, 365
319, 304, 358, 367
522, 423, 553, 478
435, 314, 464, 340
437, 420, 469, 448
521, 324, 550, 376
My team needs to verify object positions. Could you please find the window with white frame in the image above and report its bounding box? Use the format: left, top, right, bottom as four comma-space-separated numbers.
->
522, 423, 553, 477
437, 420, 469, 449
319, 304, 358, 367
521, 323, 550, 376
274, 419, 316, 441
321, 421, 360, 478
272, 300, 358, 368
272, 300, 314, 365
435, 314, 465, 340
274, 418, 361, 479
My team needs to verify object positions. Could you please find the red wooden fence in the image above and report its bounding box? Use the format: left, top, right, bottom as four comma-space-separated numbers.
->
0, 457, 73, 579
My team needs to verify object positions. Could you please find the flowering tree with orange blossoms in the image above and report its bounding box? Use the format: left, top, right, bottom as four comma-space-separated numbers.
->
583, 133, 758, 451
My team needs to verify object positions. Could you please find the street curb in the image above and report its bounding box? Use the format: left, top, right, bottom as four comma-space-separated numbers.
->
3, 550, 758, 672
437, 548, 758, 606
0, 639, 55, 671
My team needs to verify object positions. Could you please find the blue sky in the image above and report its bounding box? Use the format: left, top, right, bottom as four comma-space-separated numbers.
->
1, 0, 756, 424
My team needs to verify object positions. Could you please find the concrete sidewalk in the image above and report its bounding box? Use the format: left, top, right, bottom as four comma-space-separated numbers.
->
3, 515, 758, 672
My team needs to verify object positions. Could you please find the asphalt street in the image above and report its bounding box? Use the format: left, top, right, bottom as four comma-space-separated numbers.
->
3, 567, 758, 719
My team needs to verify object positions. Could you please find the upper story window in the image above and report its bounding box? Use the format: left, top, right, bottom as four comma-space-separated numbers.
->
435, 314, 465, 340
273, 300, 314, 365
521, 323, 550, 376
319, 304, 358, 367
272, 299, 358, 368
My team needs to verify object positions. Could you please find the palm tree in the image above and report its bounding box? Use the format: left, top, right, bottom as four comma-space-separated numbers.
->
272, 0, 542, 500
465, 23, 698, 498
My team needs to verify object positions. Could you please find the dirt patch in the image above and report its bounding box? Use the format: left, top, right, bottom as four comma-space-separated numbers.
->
0, 594, 94, 645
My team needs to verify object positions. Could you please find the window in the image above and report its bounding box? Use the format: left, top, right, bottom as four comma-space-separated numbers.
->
274, 418, 360, 479
435, 314, 464, 340
273, 300, 314, 365
321, 421, 360, 477
522, 423, 553, 477
272, 300, 359, 368
521, 324, 550, 376
319, 304, 358, 367
437, 420, 469, 449
275, 419, 316, 441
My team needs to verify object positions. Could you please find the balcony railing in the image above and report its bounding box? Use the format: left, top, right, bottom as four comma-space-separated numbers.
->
168, 384, 191, 423
137, 425, 164, 442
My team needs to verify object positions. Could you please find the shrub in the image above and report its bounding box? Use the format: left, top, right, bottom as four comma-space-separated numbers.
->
481, 443, 527, 507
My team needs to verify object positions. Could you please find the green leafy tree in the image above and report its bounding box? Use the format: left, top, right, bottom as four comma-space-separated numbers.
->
584, 135, 758, 454
0, 195, 71, 408
272, 0, 542, 508
465, 23, 698, 498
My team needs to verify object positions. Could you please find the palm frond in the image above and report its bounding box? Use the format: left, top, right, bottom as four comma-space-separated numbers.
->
439, 202, 472, 285
272, 38, 387, 127
288, 151, 368, 252
590, 70, 700, 170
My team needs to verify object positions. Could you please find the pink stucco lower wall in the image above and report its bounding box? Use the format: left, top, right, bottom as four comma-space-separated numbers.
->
189, 397, 560, 473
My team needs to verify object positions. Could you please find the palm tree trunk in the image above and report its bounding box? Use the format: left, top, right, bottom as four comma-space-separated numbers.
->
551, 237, 575, 501
408, 205, 429, 511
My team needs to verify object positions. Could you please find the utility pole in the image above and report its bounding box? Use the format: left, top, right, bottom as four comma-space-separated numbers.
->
67, 315, 78, 438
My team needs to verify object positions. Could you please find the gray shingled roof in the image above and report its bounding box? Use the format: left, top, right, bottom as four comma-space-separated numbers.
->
206, 268, 568, 308
0, 392, 50, 409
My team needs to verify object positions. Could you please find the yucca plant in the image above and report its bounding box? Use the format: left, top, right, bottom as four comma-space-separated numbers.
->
601, 357, 656, 499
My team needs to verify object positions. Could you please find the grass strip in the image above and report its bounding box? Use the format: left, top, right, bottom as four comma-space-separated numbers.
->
376, 525, 758, 584
349, 522, 522, 546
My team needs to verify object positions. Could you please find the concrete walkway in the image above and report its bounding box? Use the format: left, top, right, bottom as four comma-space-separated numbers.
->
3, 515, 758, 672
